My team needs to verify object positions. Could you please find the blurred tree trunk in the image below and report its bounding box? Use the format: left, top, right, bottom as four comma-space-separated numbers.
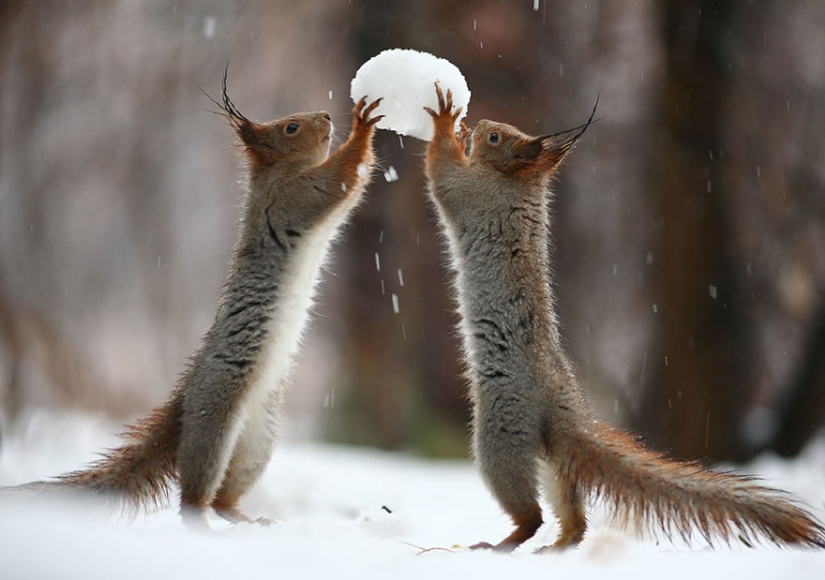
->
327, 0, 468, 454
769, 302, 825, 456
637, 0, 752, 461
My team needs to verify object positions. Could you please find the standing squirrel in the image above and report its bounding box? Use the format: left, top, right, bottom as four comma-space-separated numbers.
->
423, 84, 825, 551
7, 77, 383, 531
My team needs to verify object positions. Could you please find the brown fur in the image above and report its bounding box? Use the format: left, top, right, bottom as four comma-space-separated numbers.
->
558, 423, 825, 547
13, 396, 182, 518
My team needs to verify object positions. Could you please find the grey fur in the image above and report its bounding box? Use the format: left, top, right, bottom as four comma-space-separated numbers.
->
4, 92, 383, 531
424, 86, 825, 551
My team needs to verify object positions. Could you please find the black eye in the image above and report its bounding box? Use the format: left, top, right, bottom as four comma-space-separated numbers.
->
489, 132, 499, 144
286, 123, 299, 134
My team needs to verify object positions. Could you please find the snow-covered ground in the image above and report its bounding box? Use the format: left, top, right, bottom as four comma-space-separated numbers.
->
1, 409, 824, 579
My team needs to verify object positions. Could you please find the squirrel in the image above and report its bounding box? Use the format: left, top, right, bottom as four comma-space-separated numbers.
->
423, 83, 825, 551
5, 75, 383, 531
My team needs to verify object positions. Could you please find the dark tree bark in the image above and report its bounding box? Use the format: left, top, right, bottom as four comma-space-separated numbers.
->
770, 303, 825, 456
327, 0, 468, 452
636, 0, 753, 461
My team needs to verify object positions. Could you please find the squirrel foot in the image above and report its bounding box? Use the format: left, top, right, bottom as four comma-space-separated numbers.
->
534, 543, 567, 554
469, 540, 516, 553
469, 541, 495, 550
214, 505, 274, 527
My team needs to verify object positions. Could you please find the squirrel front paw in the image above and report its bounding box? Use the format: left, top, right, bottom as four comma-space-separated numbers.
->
425, 82, 466, 144
424, 81, 466, 124
353, 97, 384, 131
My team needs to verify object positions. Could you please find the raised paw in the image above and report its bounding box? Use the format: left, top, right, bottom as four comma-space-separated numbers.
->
424, 82, 463, 122
353, 96, 385, 129
457, 121, 470, 145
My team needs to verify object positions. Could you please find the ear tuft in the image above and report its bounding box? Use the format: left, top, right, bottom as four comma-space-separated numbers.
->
203, 64, 269, 154
539, 93, 600, 163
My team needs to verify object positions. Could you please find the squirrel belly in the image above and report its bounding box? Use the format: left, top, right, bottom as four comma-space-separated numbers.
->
423, 83, 825, 551
3, 78, 383, 531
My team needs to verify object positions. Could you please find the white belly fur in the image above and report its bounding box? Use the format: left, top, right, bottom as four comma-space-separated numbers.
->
242, 198, 357, 425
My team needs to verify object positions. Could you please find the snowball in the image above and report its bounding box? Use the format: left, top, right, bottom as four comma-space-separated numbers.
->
350, 49, 471, 141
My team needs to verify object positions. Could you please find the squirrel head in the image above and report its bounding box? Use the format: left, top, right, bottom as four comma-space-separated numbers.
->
210, 71, 332, 171
237, 112, 333, 169
468, 98, 597, 180
468, 120, 583, 180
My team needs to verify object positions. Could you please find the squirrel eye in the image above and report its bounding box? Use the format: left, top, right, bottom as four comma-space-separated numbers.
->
286, 123, 299, 135
489, 132, 499, 144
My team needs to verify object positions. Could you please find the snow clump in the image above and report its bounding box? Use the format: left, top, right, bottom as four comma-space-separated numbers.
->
350, 49, 471, 141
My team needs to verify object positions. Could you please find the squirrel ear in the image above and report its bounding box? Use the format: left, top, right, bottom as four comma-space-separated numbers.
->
225, 105, 273, 164
218, 80, 266, 149
202, 66, 275, 166
204, 66, 273, 161
535, 94, 600, 170
232, 119, 268, 150
538, 134, 577, 169
517, 139, 545, 162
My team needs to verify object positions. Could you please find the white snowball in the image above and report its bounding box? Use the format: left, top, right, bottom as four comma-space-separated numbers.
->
350, 49, 471, 141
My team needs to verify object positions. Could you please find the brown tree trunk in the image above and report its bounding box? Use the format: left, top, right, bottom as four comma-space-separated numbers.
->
770, 302, 825, 457
637, 0, 752, 461
326, 0, 468, 453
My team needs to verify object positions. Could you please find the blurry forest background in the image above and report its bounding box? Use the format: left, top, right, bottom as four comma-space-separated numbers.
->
1, 0, 824, 463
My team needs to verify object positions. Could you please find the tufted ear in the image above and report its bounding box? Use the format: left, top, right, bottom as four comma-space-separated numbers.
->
220, 70, 268, 148
514, 138, 544, 162
203, 65, 272, 162
530, 94, 600, 172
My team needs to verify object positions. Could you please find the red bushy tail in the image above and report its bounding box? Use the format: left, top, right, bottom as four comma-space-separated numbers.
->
557, 422, 825, 547
8, 396, 182, 518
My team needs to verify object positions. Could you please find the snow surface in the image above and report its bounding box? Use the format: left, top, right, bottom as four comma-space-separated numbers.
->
1, 409, 825, 579
350, 49, 471, 141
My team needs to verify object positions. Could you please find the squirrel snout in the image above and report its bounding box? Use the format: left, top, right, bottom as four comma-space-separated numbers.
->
315, 113, 333, 138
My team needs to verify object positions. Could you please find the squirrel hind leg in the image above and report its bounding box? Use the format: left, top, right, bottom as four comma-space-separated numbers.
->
210, 390, 282, 526
179, 498, 213, 532
537, 460, 587, 551
210, 464, 274, 527
471, 468, 544, 551
473, 432, 546, 551
546, 491, 586, 550
470, 509, 543, 552
212, 498, 274, 527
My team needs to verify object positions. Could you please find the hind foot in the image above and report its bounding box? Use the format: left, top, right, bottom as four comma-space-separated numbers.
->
214, 505, 274, 527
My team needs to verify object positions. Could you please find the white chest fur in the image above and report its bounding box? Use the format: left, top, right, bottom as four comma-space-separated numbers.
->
251, 197, 357, 400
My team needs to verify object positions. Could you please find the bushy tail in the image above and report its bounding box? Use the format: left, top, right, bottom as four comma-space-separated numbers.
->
8, 396, 182, 518
557, 422, 825, 548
